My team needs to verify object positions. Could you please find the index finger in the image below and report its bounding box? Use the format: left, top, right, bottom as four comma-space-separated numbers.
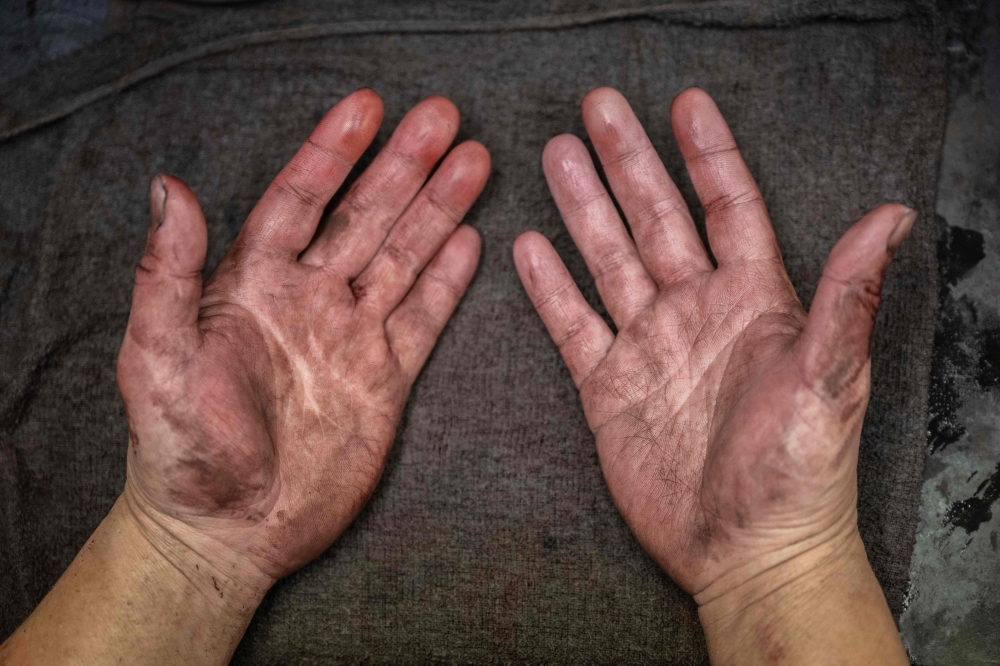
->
237, 89, 384, 257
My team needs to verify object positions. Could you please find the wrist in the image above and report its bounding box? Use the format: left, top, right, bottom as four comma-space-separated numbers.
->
1, 491, 274, 665
695, 520, 907, 665
694, 511, 861, 619
119, 484, 274, 624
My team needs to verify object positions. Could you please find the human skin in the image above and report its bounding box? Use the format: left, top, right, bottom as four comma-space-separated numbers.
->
0, 89, 490, 665
513, 86, 912, 665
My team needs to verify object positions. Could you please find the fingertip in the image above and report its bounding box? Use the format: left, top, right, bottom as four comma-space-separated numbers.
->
461, 139, 491, 168
393, 96, 462, 170
317, 90, 384, 161
582, 86, 627, 116
670, 87, 713, 118
853, 203, 912, 248
157, 174, 200, 210
149, 174, 167, 230
513, 230, 547, 257
421, 94, 461, 129
147, 174, 208, 270
451, 140, 492, 182
670, 87, 726, 150
888, 207, 916, 253
453, 223, 481, 255
351, 87, 384, 116
513, 229, 542, 258
512, 231, 554, 289
581, 87, 635, 139
542, 134, 587, 172
827, 203, 916, 279
404, 96, 460, 143
853, 203, 915, 249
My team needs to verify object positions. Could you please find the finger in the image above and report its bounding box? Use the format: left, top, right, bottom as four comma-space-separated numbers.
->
543, 134, 658, 327
126, 175, 207, 349
352, 141, 490, 319
797, 204, 916, 401
301, 96, 461, 277
386, 225, 480, 379
513, 231, 615, 387
239, 88, 384, 257
581, 87, 712, 284
671, 87, 781, 266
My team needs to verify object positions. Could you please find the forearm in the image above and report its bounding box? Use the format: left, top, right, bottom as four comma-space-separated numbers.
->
0, 490, 272, 665
696, 525, 908, 666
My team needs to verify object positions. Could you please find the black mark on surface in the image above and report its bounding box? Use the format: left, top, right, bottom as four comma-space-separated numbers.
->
927, 294, 974, 452
939, 220, 985, 285
927, 216, 983, 453
946, 462, 1000, 534
976, 328, 1000, 389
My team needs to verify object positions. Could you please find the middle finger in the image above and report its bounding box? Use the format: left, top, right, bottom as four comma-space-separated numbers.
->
300, 95, 460, 277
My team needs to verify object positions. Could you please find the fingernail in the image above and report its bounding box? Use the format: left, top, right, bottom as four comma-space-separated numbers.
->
887, 208, 917, 253
150, 175, 167, 231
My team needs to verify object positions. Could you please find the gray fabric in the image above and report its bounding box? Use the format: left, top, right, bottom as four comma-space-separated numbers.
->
0, 1, 945, 663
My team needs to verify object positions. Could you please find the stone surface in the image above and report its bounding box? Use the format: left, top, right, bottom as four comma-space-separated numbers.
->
899, 2, 1000, 664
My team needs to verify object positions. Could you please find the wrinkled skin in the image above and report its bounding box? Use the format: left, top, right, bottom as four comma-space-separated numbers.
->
514, 87, 914, 597
117, 90, 490, 579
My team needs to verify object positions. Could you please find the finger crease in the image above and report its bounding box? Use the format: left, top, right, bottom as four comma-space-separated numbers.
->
304, 137, 354, 170
602, 141, 655, 167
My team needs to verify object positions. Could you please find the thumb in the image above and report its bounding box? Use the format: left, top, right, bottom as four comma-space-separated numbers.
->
797, 203, 916, 401
125, 174, 208, 349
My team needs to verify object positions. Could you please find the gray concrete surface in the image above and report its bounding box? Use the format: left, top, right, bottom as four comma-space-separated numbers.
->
1, 2, 998, 664
899, 2, 1000, 664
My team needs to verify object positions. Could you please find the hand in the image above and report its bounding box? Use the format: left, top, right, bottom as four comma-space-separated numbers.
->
118, 90, 490, 585
514, 87, 912, 662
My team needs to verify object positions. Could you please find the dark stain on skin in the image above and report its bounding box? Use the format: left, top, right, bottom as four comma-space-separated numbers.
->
946, 462, 1000, 534
350, 279, 367, 300
175, 454, 248, 509
324, 209, 352, 235
212, 575, 223, 598
822, 356, 854, 400
156, 403, 272, 511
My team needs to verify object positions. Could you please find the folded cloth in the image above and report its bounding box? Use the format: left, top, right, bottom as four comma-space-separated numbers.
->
0, 1, 945, 663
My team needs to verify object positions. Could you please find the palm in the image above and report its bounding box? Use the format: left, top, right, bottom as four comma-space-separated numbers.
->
515, 87, 913, 597
585, 263, 814, 590
118, 91, 490, 580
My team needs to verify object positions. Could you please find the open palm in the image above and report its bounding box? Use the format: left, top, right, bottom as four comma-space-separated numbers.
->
514, 88, 914, 599
117, 91, 489, 580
